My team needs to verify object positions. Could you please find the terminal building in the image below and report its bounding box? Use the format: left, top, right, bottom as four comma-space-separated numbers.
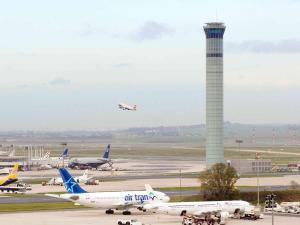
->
203, 22, 226, 166
0, 145, 53, 170
229, 159, 272, 174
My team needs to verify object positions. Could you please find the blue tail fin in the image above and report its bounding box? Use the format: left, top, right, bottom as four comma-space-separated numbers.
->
62, 148, 69, 158
102, 144, 110, 159
58, 168, 87, 194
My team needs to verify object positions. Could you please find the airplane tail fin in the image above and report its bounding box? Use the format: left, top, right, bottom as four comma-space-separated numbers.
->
58, 168, 87, 194
145, 184, 154, 192
62, 148, 69, 158
133, 105, 137, 111
8, 163, 19, 179
43, 152, 50, 160
83, 169, 89, 177
8, 149, 15, 157
102, 144, 110, 159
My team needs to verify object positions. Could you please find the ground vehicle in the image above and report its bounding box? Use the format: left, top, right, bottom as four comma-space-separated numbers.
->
17, 182, 32, 191
182, 216, 193, 225
182, 214, 225, 225
242, 206, 262, 220
117, 219, 144, 225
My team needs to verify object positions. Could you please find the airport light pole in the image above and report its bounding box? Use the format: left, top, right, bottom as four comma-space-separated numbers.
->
266, 194, 276, 225
255, 152, 261, 206
179, 168, 182, 202
235, 140, 243, 173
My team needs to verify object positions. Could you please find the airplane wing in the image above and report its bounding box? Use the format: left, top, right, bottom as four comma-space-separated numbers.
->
142, 203, 160, 211
112, 202, 135, 210
45, 194, 61, 198
0, 186, 26, 193
112, 201, 146, 210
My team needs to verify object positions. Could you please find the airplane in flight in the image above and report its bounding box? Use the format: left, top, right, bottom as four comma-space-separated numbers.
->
68, 144, 112, 170
47, 168, 170, 215
118, 103, 137, 111
143, 200, 253, 218
0, 163, 27, 193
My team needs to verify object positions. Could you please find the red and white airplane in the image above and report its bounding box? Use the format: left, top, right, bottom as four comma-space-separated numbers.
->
118, 103, 137, 111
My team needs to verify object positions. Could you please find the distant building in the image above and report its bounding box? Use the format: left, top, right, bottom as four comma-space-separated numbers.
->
203, 22, 226, 166
229, 159, 272, 174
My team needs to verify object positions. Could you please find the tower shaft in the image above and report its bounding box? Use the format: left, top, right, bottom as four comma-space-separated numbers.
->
204, 22, 226, 166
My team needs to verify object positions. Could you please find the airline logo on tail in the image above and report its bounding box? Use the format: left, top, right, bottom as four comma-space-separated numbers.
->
62, 148, 69, 158
148, 191, 158, 201
0, 163, 19, 186
102, 144, 110, 160
59, 168, 87, 194
64, 177, 79, 193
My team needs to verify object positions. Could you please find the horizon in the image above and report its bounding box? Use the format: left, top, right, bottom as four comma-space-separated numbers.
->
1, 122, 300, 132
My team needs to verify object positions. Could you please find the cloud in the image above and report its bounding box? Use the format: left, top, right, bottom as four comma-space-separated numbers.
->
226, 39, 300, 53
49, 78, 71, 86
112, 63, 133, 69
132, 21, 174, 41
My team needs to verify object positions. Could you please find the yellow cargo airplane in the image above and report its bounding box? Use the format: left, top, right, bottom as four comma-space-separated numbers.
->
0, 164, 26, 193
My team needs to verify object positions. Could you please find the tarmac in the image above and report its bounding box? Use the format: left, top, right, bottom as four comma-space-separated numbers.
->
0, 209, 299, 225
24, 174, 300, 194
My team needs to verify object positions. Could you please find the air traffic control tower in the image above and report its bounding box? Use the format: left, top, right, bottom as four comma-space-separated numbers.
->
203, 22, 226, 166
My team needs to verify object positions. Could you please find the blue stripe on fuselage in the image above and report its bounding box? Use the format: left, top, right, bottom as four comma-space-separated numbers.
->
1, 178, 18, 186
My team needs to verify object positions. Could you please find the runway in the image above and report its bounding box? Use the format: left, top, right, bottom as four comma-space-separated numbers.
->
0, 185, 290, 205
0, 195, 66, 204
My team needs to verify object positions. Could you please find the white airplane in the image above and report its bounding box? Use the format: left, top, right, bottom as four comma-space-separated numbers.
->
68, 144, 112, 170
0, 149, 15, 157
0, 167, 10, 175
118, 103, 137, 111
143, 200, 252, 217
48, 169, 93, 185
47, 168, 170, 215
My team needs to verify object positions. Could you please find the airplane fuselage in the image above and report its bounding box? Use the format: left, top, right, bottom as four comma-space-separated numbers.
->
68, 157, 110, 169
0, 178, 18, 186
145, 200, 250, 216
118, 103, 136, 111
60, 190, 169, 209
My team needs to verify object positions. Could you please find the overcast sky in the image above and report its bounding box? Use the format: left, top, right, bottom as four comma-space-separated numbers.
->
0, 0, 300, 130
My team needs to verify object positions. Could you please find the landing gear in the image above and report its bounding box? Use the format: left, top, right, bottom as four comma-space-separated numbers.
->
180, 210, 187, 216
233, 209, 241, 219
122, 210, 131, 215
105, 209, 114, 214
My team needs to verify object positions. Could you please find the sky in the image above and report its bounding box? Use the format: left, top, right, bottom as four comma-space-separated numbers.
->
0, 0, 300, 130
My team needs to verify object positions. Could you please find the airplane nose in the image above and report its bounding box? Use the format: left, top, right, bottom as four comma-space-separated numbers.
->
165, 196, 170, 202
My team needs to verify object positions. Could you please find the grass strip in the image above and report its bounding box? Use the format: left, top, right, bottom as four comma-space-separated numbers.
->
0, 201, 86, 212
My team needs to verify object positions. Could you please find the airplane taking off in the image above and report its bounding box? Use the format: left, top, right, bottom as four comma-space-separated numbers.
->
68, 144, 112, 170
47, 168, 170, 215
143, 200, 252, 217
118, 103, 137, 111
0, 163, 26, 192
